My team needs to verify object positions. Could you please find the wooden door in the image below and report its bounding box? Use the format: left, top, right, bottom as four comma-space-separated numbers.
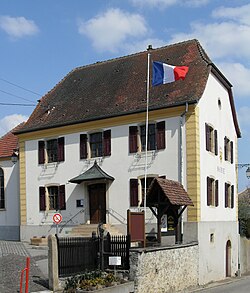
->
89, 183, 106, 224
226, 240, 232, 277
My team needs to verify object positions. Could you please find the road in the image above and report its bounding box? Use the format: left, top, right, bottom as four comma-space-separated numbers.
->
195, 276, 250, 293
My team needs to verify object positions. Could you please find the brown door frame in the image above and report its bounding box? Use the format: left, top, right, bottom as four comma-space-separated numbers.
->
88, 183, 106, 224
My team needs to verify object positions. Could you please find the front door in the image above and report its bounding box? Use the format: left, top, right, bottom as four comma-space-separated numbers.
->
89, 183, 106, 224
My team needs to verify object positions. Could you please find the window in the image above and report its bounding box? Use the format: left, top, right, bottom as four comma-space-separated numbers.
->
140, 124, 156, 151
80, 130, 111, 159
205, 123, 218, 155
129, 121, 165, 153
0, 168, 4, 209
207, 176, 219, 207
129, 176, 158, 207
224, 137, 233, 163
39, 185, 66, 211
38, 137, 65, 164
225, 183, 234, 208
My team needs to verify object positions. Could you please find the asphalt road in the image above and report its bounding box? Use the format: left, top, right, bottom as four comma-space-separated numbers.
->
0, 240, 49, 293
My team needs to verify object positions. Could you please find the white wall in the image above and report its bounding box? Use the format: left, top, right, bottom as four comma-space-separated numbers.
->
24, 116, 181, 231
197, 72, 239, 284
0, 160, 20, 240
198, 73, 237, 222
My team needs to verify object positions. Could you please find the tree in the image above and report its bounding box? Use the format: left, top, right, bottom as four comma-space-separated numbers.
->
238, 188, 250, 238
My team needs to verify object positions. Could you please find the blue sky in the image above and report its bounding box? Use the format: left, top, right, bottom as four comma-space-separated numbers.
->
0, 0, 250, 190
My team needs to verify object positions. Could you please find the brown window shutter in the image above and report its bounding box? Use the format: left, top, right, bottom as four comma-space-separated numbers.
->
130, 179, 138, 206
80, 134, 88, 159
224, 137, 228, 161
38, 141, 45, 164
129, 126, 138, 153
156, 121, 166, 150
59, 185, 66, 210
230, 141, 234, 164
231, 185, 234, 208
225, 183, 229, 207
103, 130, 111, 156
215, 180, 219, 207
39, 186, 46, 211
207, 177, 212, 206
214, 130, 218, 156
57, 137, 65, 162
205, 124, 210, 151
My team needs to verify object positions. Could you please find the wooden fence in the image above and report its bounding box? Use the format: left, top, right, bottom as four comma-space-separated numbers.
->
56, 233, 130, 277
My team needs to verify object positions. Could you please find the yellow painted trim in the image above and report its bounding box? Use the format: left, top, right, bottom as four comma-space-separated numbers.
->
17, 106, 187, 142
19, 141, 26, 224
186, 106, 200, 222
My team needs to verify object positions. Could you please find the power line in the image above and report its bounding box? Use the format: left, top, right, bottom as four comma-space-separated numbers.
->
0, 78, 41, 96
0, 89, 35, 103
0, 102, 36, 106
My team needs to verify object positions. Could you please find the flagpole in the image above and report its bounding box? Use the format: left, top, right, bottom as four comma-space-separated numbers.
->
144, 47, 151, 212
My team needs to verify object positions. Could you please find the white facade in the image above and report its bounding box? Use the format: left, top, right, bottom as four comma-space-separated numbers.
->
197, 72, 238, 284
0, 160, 20, 240
22, 116, 183, 239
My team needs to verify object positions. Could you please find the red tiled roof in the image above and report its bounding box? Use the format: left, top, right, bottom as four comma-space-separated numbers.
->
0, 123, 25, 158
15, 39, 240, 137
147, 177, 193, 206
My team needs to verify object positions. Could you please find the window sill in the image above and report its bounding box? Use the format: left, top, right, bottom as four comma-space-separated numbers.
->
0, 208, 6, 211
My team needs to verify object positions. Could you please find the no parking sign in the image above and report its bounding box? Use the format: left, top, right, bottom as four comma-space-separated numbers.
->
53, 213, 62, 224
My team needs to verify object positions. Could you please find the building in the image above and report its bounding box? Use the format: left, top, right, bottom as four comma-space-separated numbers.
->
15, 39, 241, 284
0, 124, 23, 240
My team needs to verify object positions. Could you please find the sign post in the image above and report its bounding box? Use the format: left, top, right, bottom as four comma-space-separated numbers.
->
53, 213, 62, 235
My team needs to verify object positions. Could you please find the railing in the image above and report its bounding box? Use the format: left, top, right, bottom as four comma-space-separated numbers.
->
59, 208, 84, 233
106, 208, 127, 225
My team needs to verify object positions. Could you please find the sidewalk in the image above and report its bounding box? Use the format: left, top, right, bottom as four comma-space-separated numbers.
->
181, 273, 250, 292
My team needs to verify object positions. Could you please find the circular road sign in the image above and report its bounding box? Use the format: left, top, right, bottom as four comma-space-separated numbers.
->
53, 213, 62, 225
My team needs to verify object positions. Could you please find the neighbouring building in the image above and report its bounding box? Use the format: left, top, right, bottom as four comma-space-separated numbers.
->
0, 124, 24, 240
15, 39, 241, 285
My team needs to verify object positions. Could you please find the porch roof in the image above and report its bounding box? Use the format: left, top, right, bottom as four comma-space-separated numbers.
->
69, 161, 114, 184
146, 177, 193, 206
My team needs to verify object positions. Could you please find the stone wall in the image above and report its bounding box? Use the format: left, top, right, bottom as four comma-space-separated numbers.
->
130, 243, 198, 293
240, 236, 250, 275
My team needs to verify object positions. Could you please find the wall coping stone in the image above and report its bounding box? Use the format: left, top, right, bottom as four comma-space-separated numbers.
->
130, 241, 198, 254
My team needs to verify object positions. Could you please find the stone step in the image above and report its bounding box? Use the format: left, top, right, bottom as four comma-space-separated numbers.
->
69, 224, 124, 237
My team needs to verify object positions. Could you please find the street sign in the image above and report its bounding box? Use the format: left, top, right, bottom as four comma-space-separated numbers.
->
53, 213, 62, 225
109, 256, 121, 266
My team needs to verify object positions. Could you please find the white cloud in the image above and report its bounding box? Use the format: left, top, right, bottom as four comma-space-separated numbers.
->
78, 8, 147, 53
216, 62, 250, 98
169, 21, 250, 60
130, 0, 209, 8
212, 4, 250, 25
0, 114, 28, 137
0, 15, 39, 38
130, 0, 177, 8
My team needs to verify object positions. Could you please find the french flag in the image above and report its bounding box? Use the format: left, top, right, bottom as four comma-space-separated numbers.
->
152, 61, 189, 86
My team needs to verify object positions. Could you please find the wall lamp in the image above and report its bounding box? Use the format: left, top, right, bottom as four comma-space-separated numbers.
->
237, 164, 250, 179
11, 149, 19, 164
